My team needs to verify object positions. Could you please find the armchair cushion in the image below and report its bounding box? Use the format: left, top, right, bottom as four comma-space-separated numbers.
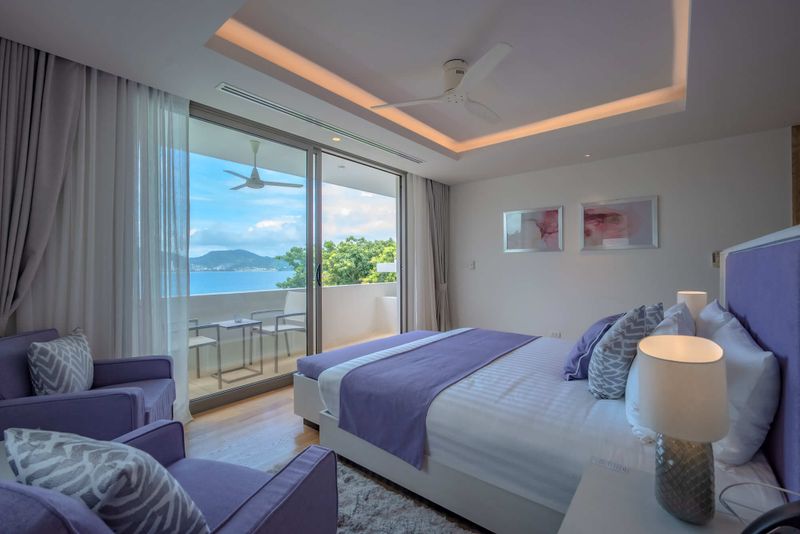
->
168, 459, 271, 530
4, 428, 209, 534
0, 329, 59, 400
28, 332, 94, 395
97, 378, 174, 423
0, 481, 112, 534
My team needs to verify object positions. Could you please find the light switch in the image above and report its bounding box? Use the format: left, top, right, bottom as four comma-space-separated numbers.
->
468, 260, 476, 270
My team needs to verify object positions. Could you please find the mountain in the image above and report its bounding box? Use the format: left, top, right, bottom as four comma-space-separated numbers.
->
190, 249, 290, 272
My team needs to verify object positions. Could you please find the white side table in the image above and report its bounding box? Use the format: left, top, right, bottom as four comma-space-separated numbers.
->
558, 461, 744, 534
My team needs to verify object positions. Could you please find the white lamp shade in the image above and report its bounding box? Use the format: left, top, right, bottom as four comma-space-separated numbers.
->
677, 290, 708, 321
637, 335, 729, 443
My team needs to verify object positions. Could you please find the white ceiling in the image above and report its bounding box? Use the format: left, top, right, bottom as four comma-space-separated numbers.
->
1, 1, 799, 185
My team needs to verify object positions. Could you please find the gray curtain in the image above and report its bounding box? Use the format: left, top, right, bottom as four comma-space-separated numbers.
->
0, 39, 84, 335
426, 179, 451, 331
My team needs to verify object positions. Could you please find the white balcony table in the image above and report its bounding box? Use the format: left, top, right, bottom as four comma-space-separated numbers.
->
212, 318, 264, 389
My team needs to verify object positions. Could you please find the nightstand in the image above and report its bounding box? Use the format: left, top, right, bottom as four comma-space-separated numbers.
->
557, 461, 744, 534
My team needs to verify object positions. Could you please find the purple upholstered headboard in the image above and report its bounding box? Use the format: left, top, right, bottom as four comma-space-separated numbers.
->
722, 227, 800, 496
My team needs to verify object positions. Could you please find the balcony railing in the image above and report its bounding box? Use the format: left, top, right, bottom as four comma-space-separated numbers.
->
188, 282, 398, 399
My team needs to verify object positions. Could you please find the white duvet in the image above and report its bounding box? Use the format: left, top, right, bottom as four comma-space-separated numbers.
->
319, 336, 784, 514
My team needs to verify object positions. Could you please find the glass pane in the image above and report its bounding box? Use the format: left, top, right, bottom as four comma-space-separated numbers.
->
320, 153, 400, 351
188, 117, 308, 400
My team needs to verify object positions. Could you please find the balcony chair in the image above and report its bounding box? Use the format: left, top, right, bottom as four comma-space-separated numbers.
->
0, 329, 175, 440
0, 420, 338, 534
251, 290, 307, 373
188, 319, 218, 379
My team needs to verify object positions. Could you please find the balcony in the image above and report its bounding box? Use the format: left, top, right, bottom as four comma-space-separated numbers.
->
188, 282, 398, 399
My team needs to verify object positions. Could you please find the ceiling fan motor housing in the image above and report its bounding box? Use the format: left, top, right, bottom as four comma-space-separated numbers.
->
443, 59, 467, 92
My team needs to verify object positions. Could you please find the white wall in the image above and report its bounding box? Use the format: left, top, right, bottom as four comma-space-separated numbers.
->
449, 129, 791, 341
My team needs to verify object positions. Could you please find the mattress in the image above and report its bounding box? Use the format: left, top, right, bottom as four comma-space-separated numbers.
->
320, 336, 785, 514
296, 330, 436, 380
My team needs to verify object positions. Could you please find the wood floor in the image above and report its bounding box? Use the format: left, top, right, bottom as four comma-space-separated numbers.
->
185, 384, 319, 472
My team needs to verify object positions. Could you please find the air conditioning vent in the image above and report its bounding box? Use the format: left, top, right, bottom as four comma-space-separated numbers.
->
216, 83, 424, 164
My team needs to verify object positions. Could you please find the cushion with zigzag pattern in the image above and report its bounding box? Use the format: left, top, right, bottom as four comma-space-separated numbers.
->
27, 332, 93, 395
4, 428, 209, 534
588, 305, 647, 399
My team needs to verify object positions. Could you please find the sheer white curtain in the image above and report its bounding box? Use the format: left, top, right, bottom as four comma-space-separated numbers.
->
403, 174, 437, 330
16, 68, 191, 421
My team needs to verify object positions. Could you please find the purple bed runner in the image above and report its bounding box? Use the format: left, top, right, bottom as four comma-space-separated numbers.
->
338, 328, 537, 468
296, 330, 437, 380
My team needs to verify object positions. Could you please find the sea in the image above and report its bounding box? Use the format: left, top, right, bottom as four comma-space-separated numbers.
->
190, 271, 295, 295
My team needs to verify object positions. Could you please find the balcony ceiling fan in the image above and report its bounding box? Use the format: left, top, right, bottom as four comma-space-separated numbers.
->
225, 140, 303, 190
371, 42, 512, 123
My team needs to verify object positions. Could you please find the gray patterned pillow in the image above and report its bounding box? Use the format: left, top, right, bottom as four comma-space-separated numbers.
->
588, 306, 647, 399
644, 303, 664, 335
3, 428, 209, 534
28, 332, 94, 395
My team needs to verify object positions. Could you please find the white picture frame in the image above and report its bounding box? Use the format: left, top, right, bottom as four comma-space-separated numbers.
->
503, 206, 564, 253
580, 196, 658, 251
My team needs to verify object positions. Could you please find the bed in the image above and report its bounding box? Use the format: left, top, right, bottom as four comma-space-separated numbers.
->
297, 226, 800, 533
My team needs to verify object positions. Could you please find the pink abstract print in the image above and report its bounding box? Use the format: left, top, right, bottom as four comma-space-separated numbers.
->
582, 197, 657, 250
504, 207, 562, 252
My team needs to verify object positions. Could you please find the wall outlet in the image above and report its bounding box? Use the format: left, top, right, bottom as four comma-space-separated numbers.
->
550, 331, 562, 339
468, 260, 476, 270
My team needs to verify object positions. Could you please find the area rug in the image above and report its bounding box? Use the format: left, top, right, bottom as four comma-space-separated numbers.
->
335, 457, 484, 533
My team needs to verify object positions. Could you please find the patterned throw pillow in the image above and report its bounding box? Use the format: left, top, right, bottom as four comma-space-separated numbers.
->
588, 306, 647, 399
28, 332, 94, 395
644, 303, 664, 335
4, 428, 209, 534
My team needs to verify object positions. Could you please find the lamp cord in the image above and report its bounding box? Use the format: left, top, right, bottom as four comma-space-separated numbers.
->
719, 482, 800, 523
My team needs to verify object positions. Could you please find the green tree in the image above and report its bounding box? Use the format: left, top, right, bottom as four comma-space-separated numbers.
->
275, 237, 396, 288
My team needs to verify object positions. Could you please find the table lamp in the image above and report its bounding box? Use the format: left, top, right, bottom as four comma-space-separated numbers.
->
677, 290, 708, 321
637, 335, 728, 525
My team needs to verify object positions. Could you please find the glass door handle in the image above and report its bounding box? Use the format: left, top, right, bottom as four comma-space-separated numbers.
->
315, 263, 322, 287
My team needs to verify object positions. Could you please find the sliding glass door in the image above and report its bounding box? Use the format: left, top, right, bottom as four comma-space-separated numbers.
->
187, 115, 312, 405
187, 105, 403, 410
315, 152, 401, 351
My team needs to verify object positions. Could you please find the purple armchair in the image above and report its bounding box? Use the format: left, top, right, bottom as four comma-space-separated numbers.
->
0, 421, 338, 534
0, 329, 175, 440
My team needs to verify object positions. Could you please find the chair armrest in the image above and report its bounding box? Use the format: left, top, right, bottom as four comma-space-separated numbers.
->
251, 309, 283, 319
0, 388, 145, 440
216, 446, 337, 534
276, 312, 306, 320
114, 420, 185, 467
92, 356, 173, 387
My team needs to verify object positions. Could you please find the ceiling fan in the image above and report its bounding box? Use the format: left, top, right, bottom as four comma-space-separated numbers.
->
225, 140, 303, 190
371, 42, 512, 123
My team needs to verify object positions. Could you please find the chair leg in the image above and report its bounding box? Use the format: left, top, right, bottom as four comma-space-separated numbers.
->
195, 347, 200, 379
274, 334, 279, 374
284, 332, 291, 358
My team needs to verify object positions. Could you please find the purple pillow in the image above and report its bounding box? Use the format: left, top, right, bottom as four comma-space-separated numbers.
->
562, 313, 624, 381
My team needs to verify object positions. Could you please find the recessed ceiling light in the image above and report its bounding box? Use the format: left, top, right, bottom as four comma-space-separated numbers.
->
331, 136, 341, 142
584, 154, 592, 158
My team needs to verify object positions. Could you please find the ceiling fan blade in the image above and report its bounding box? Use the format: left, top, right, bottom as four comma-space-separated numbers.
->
262, 181, 303, 188
224, 170, 250, 180
457, 42, 512, 93
230, 183, 248, 190
465, 99, 501, 123
371, 96, 444, 110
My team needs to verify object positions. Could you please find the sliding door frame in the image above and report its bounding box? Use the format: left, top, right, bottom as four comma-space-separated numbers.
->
188, 102, 407, 413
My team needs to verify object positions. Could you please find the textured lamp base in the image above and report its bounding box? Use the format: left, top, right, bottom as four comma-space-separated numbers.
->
655, 433, 715, 525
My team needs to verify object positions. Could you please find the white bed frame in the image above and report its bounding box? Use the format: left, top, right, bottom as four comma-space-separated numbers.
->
295, 369, 564, 532
319, 410, 564, 534
293, 373, 325, 425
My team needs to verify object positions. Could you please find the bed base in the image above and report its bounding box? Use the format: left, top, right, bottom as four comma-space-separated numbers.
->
319, 410, 563, 534
293, 373, 325, 425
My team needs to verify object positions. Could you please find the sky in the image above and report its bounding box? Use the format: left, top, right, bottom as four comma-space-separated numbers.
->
189, 153, 397, 258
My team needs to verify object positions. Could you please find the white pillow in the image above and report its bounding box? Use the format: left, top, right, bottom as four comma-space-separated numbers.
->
663, 302, 695, 335
711, 318, 780, 465
625, 307, 695, 442
696, 299, 734, 339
